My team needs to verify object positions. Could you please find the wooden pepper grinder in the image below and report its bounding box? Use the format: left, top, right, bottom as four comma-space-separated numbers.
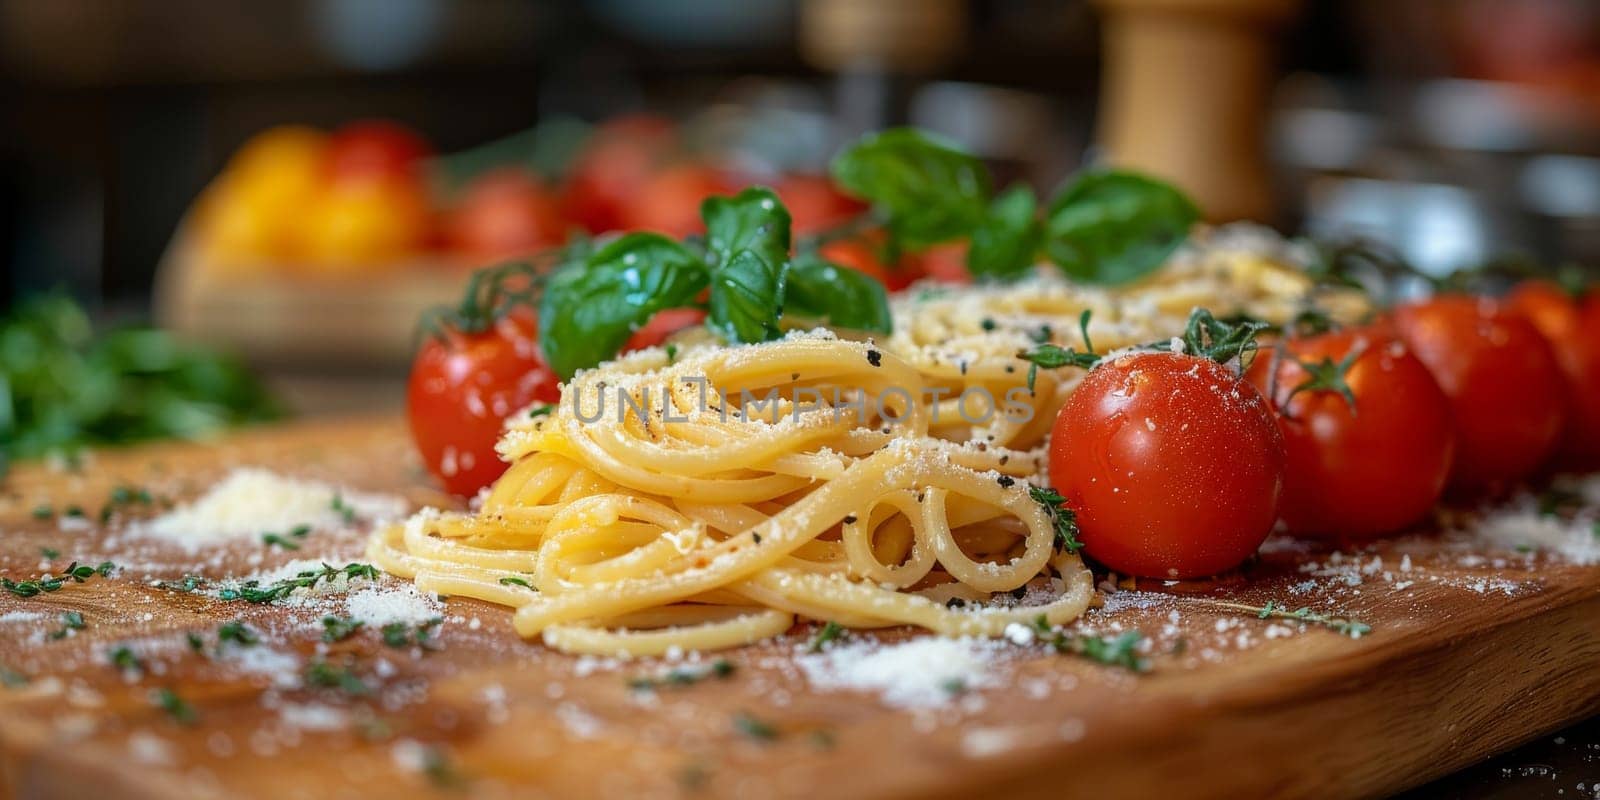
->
1095, 0, 1299, 223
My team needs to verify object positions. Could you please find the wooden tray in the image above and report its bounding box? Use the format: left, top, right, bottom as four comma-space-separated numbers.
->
0, 418, 1596, 799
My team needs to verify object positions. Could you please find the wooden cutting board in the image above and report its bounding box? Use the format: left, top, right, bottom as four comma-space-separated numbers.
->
0, 418, 1596, 799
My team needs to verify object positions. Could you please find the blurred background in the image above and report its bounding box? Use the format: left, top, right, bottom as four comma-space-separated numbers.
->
4, 0, 1600, 415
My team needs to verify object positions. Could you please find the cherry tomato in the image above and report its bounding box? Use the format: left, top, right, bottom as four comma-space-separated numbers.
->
1050, 352, 1285, 578
818, 237, 925, 292
445, 169, 568, 263
1391, 295, 1566, 493
301, 178, 431, 269
1245, 328, 1454, 540
562, 115, 677, 233
619, 164, 730, 238
408, 313, 561, 497
623, 308, 706, 352
773, 174, 865, 235
324, 120, 432, 183
1506, 280, 1600, 467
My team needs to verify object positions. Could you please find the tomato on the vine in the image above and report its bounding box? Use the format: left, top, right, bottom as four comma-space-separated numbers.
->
444, 169, 568, 263
1245, 328, 1454, 540
408, 267, 561, 497
774, 173, 864, 235
562, 115, 677, 233
818, 237, 924, 292
1505, 280, 1600, 468
1049, 317, 1285, 579
619, 164, 731, 238
1390, 295, 1566, 493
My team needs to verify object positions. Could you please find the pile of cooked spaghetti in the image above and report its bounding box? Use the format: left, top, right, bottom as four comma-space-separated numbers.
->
369, 228, 1363, 655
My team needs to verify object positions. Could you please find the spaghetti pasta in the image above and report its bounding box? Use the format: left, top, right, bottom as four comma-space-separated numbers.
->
369, 227, 1362, 656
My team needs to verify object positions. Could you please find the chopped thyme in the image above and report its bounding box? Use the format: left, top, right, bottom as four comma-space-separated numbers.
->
261, 533, 301, 550
303, 659, 370, 695
217, 620, 260, 647
40, 547, 59, 560
732, 712, 779, 742
109, 645, 144, 674
627, 659, 735, 691
63, 505, 84, 518
2, 560, 115, 598
1030, 616, 1149, 672
31, 505, 53, 520
159, 575, 205, 593
497, 575, 535, 589
940, 677, 968, 695
421, 745, 467, 788
665, 343, 679, 363
321, 616, 364, 642
100, 485, 154, 523
1241, 600, 1372, 638
151, 688, 197, 725
1028, 486, 1083, 553
0, 666, 29, 688
807, 621, 846, 653
186, 632, 205, 653
48, 611, 86, 640
218, 562, 379, 604
331, 493, 358, 524
381, 617, 443, 649
527, 404, 555, 419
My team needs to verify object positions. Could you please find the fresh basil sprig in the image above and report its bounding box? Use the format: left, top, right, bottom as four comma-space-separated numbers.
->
703, 188, 791, 344
830, 128, 991, 247
538, 234, 709, 380
828, 128, 1200, 287
784, 253, 892, 333
537, 186, 893, 379
1043, 171, 1199, 285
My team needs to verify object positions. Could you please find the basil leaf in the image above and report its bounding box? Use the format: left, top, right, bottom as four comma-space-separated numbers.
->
784, 253, 893, 334
830, 128, 991, 248
702, 187, 791, 343
966, 184, 1042, 280
1042, 170, 1199, 285
538, 233, 710, 379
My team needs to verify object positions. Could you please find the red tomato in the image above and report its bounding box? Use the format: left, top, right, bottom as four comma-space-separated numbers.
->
1391, 295, 1566, 493
914, 242, 974, 285
1245, 328, 1455, 540
407, 314, 561, 497
325, 120, 432, 183
562, 115, 677, 233
445, 169, 568, 263
1050, 352, 1285, 579
818, 237, 925, 292
623, 308, 706, 352
619, 165, 730, 238
773, 174, 864, 235
1506, 280, 1600, 467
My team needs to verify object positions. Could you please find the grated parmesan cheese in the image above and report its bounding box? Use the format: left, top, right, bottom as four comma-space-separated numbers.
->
796, 637, 1002, 709
345, 584, 444, 628
132, 468, 407, 551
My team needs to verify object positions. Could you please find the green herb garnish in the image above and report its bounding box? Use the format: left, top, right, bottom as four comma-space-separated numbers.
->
109, 645, 144, 674
49, 611, 86, 640
151, 687, 197, 725
807, 621, 846, 653
732, 712, 779, 742
218, 562, 379, 604
627, 659, 735, 691
217, 620, 260, 647
1030, 616, 1148, 672
1243, 600, 1372, 638
1028, 486, 1083, 553
303, 660, 370, 695
321, 616, 364, 642
497, 575, 535, 589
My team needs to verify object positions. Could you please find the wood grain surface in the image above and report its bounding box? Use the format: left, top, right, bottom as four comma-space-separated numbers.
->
0, 418, 1596, 800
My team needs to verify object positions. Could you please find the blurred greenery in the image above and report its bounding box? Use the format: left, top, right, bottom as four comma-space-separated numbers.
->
0, 293, 283, 476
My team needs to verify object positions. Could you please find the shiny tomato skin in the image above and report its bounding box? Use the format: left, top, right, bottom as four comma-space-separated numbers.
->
1050, 352, 1286, 579
445, 169, 568, 263
623, 308, 706, 352
1245, 329, 1455, 540
325, 120, 432, 183
1506, 280, 1600, 467
1391, 295, 1566, 493
407, 315, 561, 497
618, 165, 730, 238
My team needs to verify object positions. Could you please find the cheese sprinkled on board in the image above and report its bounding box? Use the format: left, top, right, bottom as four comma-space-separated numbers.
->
796, 637, 1002, 708
132, 468, 407, 550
